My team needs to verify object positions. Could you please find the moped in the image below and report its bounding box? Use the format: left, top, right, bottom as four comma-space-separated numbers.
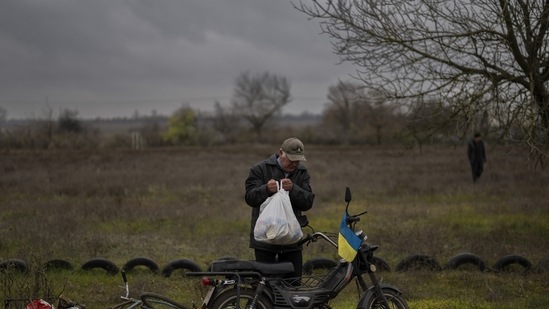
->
189, 187, 409, 309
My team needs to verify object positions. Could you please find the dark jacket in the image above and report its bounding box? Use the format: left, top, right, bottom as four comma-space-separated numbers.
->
467, 140, 487, 165
245, 154, 315, 253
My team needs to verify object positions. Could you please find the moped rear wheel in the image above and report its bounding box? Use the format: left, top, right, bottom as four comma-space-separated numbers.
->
362, 288, 409, 309
209, 288, 273, 309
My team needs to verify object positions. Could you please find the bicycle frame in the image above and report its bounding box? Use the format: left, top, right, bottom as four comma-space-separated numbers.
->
109, 270, 188, 309
108, 270, 144, 309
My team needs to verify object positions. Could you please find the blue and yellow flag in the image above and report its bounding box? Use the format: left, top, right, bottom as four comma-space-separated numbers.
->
338, 212, 363, 262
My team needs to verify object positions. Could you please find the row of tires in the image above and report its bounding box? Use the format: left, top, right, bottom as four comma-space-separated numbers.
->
348, 253, 548, 274
1, 253, 548, 277
0, 257, 201, 277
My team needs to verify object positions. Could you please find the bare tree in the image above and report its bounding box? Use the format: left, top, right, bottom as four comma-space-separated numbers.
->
296, 0, 549, 162
364, 89, 400, 145
57, 109, 83, 133
212, 101, 242, 143
231, 71, 291, 140
322, 81, 365, 143
404, 97, 459, 153
323, 81, 401, 144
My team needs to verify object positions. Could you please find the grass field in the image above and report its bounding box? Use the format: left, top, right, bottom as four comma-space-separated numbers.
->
1, 144, 548, 308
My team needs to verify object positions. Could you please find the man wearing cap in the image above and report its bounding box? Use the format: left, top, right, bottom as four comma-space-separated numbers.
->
245, 137, 315, 277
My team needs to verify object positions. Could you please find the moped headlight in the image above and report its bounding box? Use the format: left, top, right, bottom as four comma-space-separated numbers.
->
355, 230, 367, 241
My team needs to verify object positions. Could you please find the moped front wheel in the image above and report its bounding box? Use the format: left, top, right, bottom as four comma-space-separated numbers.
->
360, 288, 409, 309
209, 288, 273, 309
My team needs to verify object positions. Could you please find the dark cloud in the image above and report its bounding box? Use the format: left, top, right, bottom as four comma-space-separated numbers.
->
0, 0, 354, 119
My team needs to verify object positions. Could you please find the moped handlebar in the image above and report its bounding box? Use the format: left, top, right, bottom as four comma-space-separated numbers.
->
296, 232, 338, 248
346, 216, 360, 224
296, 234, 314, 246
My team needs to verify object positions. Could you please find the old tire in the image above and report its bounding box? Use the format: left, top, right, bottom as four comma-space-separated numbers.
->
395, 255, 441, 272
44, 259, 74, 271
444, 253, 486, 271
81, 258, 119, 275
493, 255, 532, 272
161, 258, 202, 277
0, 259, 27, 272
303, 258, 338, 275
207, 256, 238, 272
122, 257, 159, 274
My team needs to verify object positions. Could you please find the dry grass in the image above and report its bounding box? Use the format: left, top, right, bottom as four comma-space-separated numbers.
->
1, 144, 548, 308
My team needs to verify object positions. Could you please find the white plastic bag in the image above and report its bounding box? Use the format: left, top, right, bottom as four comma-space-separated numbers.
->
254, 181, 303, 245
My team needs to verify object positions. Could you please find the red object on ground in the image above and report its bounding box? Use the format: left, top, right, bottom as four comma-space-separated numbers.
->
26, 299, 54, 309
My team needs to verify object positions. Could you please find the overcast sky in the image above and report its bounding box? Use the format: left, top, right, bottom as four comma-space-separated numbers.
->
0, 0, 356, 120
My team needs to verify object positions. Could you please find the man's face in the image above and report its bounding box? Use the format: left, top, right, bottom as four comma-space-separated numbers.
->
279, 150, 300, 173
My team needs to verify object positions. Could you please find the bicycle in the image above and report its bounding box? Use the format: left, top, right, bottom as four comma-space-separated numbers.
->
188, 187, 409, 309
109, 270, 188, 309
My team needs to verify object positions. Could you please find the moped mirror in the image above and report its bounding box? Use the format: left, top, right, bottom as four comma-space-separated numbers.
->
345, 187, 352, 203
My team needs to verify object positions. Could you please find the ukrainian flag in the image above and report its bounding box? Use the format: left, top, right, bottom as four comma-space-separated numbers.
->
338, 212, 363, 262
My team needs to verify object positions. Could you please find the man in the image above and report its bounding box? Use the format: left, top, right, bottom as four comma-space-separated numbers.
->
245, 137, 315, 277
467, 132, 487, 183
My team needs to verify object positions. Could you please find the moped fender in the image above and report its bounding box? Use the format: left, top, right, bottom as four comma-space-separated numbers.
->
356, 284, 402, 308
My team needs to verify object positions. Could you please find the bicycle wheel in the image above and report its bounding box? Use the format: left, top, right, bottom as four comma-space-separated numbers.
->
141, 292, 188, 309
209, 288, 273, 309
108, 299, 141, 309
362, 288, 409, 309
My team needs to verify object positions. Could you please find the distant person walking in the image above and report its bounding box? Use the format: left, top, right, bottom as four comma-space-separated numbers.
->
467, 132, 487, 183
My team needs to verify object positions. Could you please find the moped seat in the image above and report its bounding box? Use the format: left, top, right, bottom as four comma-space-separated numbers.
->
210, 259, 294, 276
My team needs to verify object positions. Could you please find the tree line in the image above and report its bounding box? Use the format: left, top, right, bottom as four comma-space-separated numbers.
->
0, 71, 526, 152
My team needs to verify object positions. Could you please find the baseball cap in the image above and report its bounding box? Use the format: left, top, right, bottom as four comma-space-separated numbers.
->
281, 137, 306, 161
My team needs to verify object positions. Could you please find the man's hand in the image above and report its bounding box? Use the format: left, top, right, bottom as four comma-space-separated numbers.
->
267, 179, 293, 193
281, 178, 293, 191
266, 179, 278, 193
